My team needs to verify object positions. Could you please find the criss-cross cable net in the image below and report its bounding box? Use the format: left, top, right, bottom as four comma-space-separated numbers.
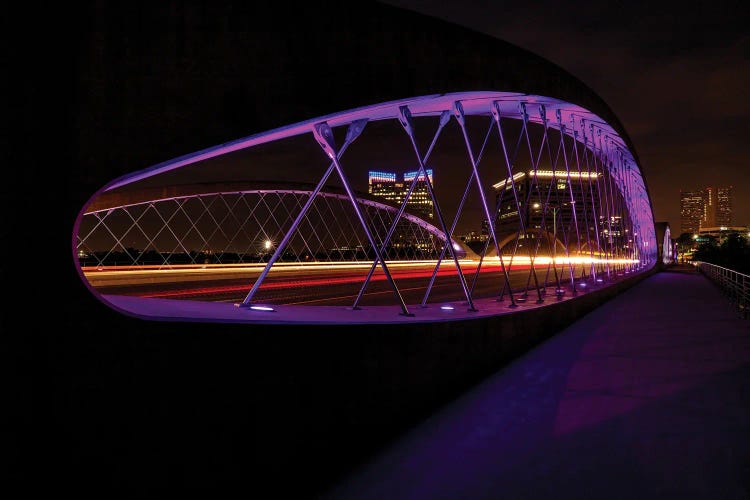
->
76, 191, 446, 268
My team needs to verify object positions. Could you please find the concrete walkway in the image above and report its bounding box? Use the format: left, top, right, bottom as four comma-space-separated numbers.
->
322, 267, 750, 499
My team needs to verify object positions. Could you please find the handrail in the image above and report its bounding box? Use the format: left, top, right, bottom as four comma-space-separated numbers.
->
695, 261, 749, 319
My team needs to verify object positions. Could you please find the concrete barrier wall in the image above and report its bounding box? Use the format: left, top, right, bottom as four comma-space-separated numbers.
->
50, 266, 655, 495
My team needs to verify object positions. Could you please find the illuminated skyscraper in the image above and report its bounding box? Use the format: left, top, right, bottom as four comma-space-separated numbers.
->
368, 169, 434, 219
680, 189, 704, 234
680, 186, 733, 234
367, 171, 398, 204
703, 186, 716, 227
493, 169, 611, 253
368, 169, 435, 254
716, 186, 733, 226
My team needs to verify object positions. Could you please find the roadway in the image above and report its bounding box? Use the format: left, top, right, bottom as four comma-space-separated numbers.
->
83, 260, 619, 307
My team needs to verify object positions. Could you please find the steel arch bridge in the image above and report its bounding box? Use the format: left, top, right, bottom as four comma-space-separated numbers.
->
74, 91, 658, 322
77, 188, 462, 267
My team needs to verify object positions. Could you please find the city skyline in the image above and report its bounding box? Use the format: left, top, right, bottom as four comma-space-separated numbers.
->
18, 2, 750, 496
384, 0, 750, 233
680, 185, 735, 235
91, 0, 748, 236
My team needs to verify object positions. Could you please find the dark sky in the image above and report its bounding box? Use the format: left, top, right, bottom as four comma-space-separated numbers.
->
80, 0, 749, 240
383, 0, 750, 232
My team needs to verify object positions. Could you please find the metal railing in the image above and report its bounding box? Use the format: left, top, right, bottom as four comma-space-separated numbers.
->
696, 262, 749, 319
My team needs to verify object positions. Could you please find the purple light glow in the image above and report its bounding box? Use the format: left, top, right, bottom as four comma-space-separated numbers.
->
82, 188, 461, 253
249, 305, 275, 312
93, 91, 657, 267
75, 90, 658, 324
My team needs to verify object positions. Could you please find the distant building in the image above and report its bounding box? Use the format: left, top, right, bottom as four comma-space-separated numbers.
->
680, 186, 733, 235
680, 189, 704, 234
493, 169, 623, 254
368, 169, 433, 219
481, 219, 490, 235
368, 171, 398, 203
703, 186, 716, 227
697, 225, 748, 244
716, 186, 733, 226
368, 169, 435, 253
458, 230, 489, 255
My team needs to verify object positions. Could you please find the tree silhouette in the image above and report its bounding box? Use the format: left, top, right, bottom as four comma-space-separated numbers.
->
694, 233, 750, 274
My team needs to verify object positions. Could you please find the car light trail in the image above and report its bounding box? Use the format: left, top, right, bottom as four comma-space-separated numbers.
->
131, 259, 624, 300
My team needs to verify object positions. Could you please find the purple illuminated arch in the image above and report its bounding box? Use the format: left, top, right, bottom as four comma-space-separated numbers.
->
84, 189, 454, 245
80, 188, 464, 259
75, 91, 658, 323
100, 91, 656, 253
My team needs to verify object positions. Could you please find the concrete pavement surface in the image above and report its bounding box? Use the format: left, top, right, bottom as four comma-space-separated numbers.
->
323, 266, 750, 499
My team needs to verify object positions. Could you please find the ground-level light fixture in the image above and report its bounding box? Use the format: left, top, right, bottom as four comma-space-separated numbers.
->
249, 305, 275, 312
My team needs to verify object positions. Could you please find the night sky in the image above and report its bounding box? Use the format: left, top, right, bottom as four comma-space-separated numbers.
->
384, 0, 750, 233
90, 0, 749, 239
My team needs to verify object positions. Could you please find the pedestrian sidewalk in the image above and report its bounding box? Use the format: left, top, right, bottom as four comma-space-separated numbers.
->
322, 269, 750, 499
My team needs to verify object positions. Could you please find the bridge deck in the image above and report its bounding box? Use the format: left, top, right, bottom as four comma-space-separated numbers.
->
324, 265, 750, 499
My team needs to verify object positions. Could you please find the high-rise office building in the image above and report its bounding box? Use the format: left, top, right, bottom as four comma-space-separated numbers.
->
368, 169, 434, 219
680, 186, 733, 235
703, 186, 716, 227
492, 169, 628, 254
716, 186, 733, 226
680, 189, 705, 234
368, 169, 435, 254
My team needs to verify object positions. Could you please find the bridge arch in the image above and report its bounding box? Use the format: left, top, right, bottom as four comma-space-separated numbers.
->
74, 91, 657, 320
77, 186, 463, 268
70, 3, 660, 322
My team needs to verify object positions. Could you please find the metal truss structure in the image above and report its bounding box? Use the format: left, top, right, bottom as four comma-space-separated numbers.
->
662, 225, 674, 265
77, 189, 454, 267
76, 91, 658, 317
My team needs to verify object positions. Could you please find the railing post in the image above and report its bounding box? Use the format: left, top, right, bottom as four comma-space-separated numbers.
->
699, 261, 749, 320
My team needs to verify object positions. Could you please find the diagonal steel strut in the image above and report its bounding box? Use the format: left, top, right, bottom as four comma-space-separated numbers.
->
454, 101, 516, 307
312, 120, 413, 316
238, 119, 368, 308
420, 114, 495, 307
351, 108, 475, 310
399, 107, 476, 310
491, 101, 542, 304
